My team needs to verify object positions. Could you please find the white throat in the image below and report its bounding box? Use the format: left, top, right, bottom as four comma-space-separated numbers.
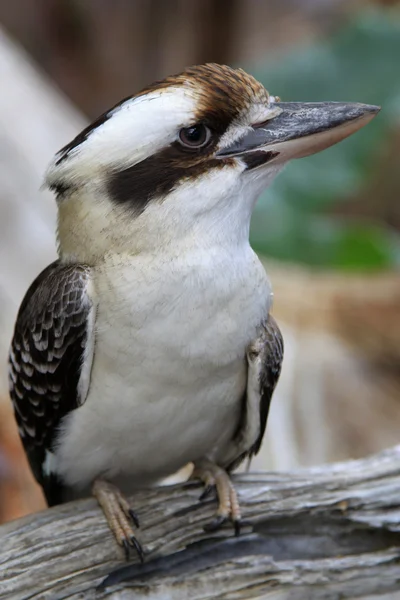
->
56, 162, 284, 264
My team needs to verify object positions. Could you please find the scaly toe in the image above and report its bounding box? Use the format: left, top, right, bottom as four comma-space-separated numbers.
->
116, 507, 144, 561
92, 479, 144, 561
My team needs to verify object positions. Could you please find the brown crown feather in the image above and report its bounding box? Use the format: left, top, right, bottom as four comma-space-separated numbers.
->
138, 63, 270, 132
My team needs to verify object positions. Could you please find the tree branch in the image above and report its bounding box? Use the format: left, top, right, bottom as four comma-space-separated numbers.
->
2, 447, 400, 599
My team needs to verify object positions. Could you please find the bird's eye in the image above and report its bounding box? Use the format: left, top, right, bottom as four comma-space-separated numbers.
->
178, 124, 211, 149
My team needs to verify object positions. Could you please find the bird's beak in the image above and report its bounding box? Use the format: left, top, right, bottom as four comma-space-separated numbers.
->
216, 102, 380, 162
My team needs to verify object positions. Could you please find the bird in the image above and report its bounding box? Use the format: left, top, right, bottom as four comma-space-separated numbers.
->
8, 63, 379, 561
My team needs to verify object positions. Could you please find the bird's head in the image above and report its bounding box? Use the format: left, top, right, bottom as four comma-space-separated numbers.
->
46, 64, 379, 262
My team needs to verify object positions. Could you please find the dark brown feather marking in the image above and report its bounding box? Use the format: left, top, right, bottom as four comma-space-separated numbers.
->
227, 314, 283, 472
108, 140, 234, 212
250, 315, 284, 456
8, 261, 94, 505
136, 64, 269, 131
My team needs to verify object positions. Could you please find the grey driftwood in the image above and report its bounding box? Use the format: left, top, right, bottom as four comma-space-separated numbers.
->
2, 446, 400, 600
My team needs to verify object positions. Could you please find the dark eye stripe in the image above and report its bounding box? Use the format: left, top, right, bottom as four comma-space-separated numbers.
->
107, 141, 234, 214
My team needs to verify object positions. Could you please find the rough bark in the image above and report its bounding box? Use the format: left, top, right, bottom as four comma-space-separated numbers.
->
2, 447, 400, 599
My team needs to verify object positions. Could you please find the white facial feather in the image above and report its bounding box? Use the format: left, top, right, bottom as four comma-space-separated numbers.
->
46, 87, 200, 187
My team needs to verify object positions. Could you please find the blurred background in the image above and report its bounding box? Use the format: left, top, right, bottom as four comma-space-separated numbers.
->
0, 0, 399, 523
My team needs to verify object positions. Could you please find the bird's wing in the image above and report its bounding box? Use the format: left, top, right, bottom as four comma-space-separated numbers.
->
8, 260, 96, 505
227, 314, 283, 470
248, 314, 284, 456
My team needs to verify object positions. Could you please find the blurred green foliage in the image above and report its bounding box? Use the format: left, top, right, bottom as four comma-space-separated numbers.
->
249, 11, 400, 270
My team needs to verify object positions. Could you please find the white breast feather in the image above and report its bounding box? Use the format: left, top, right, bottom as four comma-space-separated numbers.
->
56, 242, 271, 491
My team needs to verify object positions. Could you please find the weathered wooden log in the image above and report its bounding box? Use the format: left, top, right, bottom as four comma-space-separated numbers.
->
2, 446, 400, 599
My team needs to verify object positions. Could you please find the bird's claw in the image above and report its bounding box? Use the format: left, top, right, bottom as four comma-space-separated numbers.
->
121, 536, 144, 562
203, 514, 227, 532
128, 508, 140, 528
234, 518, 242, 536
199, 484, 215, 501
203, 514, 242, 535
131, 535, 145, 562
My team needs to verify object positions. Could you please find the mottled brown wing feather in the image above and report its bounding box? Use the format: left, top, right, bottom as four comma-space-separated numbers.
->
250, 314, 284, 456
227, 314, 284, 472
8, 260, 94, 505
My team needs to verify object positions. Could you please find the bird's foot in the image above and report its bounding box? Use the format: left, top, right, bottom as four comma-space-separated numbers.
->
193, 461, 242, 536
92, 479, 144, 562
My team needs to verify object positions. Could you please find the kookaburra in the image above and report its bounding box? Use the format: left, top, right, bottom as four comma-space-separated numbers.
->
8, 64, 379, 560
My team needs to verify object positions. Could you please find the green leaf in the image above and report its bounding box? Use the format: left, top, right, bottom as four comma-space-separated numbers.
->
333, 224, 400, 271
251, 208, 400, 270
